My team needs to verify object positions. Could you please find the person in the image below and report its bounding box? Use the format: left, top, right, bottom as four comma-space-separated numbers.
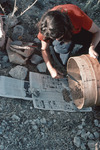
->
37, 4, 100, 79
0, 15, 5, 48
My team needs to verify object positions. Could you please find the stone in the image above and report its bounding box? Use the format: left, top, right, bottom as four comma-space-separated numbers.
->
94, 119, 99, 127
2, 55, 8, 63
5, 14, 19, 28
40, 118, 46, 124
9, 65, 28, 80
78, 124, 83, 129
11, 114, 20, 121
73, 136, 81, 148
37, 62, 47, 72
0, 145, 4, 150
81, 142, 87, 150
0, 127, 3, 135
87, 140, 96, 149
1, 62, 11, 68
88, 133, 94, 140
12, 25, 24, 40
34, 38, 40, 44
81, 130, 88, 140
11, 40, 23, 46
77, 130, 82, 136
49, 110, 54, 115
33, 125, 38, 130
93, 131, 99, 139
30, 54, 43, 64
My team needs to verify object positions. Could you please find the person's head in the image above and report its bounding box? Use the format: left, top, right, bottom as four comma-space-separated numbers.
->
38, 10, 73, 42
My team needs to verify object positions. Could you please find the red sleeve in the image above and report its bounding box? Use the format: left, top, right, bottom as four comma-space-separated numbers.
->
37, 32, 45, 41
37, 32, 50, 43
65, 5, 93, 34
80, 9, 93, 30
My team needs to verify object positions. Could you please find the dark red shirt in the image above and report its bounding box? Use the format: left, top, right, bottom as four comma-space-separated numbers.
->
37, 4, 93, 42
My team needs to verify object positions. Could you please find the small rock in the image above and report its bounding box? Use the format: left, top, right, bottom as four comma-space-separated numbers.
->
94, 119, 99, 127
0, 106, 2, 111
40, 118, 46, 124
12, 25, 24, 40
11, 40, 22, 46
0, 127, 2, 135
2, 55, 8, 63
49, 110, 54, 115
82, 118, 86, 126
37, 62, 47, 72
0, 51, 5, 55
77, 130, 82, 136
9, 65, 28, 80
88, 133, 94, 140
73, 136, 81, 148
81, 118, 85, 122
1, 62, 11, 68
0, 145, 4, 150
81, 142, 87, 150
86, 131, 90, 137
87, 140, 96, 149
33, 125, 38, 130
47, 121, 53, 127
11, 114, 20, 121
34, 119, 40, 125
78, 124, 83, 129
53, 119, 56, 123
30, 54, 42, 64
57, 112, 61, 115
81, 130, 87, 140
82, 121, 86, 126
93, 131, 99, 139
30, 106, 33, 110
34, 38, 40, 44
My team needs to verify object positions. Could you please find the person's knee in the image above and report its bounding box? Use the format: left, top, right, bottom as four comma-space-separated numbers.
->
53, 40, 72, 54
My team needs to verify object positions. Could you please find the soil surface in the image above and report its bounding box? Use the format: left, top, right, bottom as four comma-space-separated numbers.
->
0, 0, 100, 150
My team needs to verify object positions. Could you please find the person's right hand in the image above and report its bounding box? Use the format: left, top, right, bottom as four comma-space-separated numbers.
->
49, 68, 64, 79
89, 46, 98, 59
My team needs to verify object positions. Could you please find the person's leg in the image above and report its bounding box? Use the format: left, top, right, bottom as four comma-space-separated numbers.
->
71, 28, 93, 56
72, 29, 100, 58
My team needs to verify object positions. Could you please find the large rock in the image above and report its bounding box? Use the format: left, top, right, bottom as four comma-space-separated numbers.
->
9, 65, 28, 80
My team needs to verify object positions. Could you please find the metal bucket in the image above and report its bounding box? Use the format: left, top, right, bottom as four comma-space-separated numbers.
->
67, 54, 100, 109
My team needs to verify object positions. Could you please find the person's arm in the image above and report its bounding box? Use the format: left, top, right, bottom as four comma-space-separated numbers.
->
88, 22, 100, 58
41, 40, 63, 78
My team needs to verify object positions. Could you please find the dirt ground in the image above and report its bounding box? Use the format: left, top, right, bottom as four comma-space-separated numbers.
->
0, 0, 100, 150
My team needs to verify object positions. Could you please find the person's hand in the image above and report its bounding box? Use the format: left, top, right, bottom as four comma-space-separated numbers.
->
89, 46, 98, 59
50, 68, 64, 79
